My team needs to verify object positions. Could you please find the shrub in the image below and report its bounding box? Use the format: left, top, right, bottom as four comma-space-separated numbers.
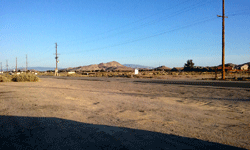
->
0, 75, 11, 82
11, 74, 39, 82
171, 72, 179, 76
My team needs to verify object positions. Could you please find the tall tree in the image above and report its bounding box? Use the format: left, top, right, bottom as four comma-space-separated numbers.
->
184, 59, 194, 71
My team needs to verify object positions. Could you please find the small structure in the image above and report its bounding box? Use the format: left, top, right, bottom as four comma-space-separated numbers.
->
55, 68, 58, 76
218, 63, 236, 71
82, 72, 96, 75
237, 64, 248, 71
217, 66, 232, 71
67, 72, 75, 75
134, 69, 139, 75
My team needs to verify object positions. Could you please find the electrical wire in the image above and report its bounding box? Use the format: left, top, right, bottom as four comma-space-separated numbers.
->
60, 0, 213, 47
58, 0, 194, 45
63, 16, 217, 55
71, 0, 214, 46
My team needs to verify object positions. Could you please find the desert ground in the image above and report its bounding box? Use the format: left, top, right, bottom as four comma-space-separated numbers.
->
0, 76, 249, 149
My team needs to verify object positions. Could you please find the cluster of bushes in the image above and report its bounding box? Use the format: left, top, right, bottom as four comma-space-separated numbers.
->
0, 74, 39, 82
39, 70, 218, 79
0, 75, 11, 82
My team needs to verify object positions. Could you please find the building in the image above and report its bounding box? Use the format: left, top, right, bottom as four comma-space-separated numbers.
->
218, 63, 236, 70
237, 64, 248, 71
217, 66, 232, 71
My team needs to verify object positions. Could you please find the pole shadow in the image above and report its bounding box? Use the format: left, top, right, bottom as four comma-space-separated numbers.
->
0, 116, 245, 150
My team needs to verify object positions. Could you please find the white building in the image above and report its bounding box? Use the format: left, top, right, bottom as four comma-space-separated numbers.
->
134, 69, 139, 75
237, 64, 248, 70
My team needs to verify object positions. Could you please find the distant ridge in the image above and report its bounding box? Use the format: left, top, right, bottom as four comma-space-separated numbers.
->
123, 64, 154, 69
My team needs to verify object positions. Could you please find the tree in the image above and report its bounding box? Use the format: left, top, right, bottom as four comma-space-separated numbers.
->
184, 59, 194, 71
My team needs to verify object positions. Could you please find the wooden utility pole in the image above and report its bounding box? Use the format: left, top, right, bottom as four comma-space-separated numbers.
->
16, 57, 17, 72
54, 43, 59, 76
1, 62, 2, 73
217, 0, 228, 80
26, 54, 28, 72
6, 60, 8, 72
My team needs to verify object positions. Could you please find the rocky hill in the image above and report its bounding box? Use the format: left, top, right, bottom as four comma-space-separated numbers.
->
61, 61, 133, 72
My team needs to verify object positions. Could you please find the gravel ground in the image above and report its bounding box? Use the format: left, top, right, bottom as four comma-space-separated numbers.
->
0, 76, 249, 149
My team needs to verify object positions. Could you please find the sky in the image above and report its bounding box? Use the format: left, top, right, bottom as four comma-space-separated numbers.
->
1, 0, 250, 70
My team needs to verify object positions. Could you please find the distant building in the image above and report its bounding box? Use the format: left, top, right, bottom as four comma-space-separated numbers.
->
218, 63, 236, 70
237, 64, 248, 70
217, 66, 232, 71
67, 72, 75, 75
134, 69, 139, 75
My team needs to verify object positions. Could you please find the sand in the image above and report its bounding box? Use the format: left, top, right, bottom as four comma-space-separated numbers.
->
0, 76, 249, 149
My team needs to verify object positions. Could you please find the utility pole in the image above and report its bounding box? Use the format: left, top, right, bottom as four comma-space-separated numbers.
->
54, 43, 59, 76
16, 57, 17, 72
6, 60, 8, 72
26, 54, 28, 73
217, 0, 228, 80
1, 62, 2, 73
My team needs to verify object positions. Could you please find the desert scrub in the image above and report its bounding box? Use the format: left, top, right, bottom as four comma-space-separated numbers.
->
171, 72, 179, 76
0, 75, 12, 82
11, 74, 40, 82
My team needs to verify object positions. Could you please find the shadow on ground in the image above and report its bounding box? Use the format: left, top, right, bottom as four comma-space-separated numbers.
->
0, 116, 245, 150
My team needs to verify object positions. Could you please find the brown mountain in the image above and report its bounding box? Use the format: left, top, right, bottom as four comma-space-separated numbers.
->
62, 61, 133, 72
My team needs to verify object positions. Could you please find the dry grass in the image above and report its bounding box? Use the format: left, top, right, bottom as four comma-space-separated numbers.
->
39, 71, 250, 81
0, 73, 39, 82
0, 74, 11, 82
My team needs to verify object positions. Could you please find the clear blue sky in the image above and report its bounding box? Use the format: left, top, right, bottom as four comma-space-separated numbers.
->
1, 0, 250, 70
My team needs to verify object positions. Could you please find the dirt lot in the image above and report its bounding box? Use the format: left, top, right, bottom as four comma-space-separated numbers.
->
0, 76, 249, 149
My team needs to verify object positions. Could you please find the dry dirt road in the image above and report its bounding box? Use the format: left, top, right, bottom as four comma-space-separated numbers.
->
0, 76, 249, 149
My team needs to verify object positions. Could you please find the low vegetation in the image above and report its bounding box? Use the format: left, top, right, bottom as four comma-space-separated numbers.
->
0, 73, 40, 82
38, 68, 250, 81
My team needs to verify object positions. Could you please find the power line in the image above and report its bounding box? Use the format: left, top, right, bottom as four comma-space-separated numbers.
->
54, 43, 59, 76
63, 16, 217, 55
16, 44, 55, 67
60, 0, 213, 47
26, 54, 28, 72
226, 8, 250, 16
76, 0, 213, 46
6, 60, 8, 72
58, 0, 193, 45
95, 0, 193, 36
16, 57, 17, 72
84, 43, 221, 65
